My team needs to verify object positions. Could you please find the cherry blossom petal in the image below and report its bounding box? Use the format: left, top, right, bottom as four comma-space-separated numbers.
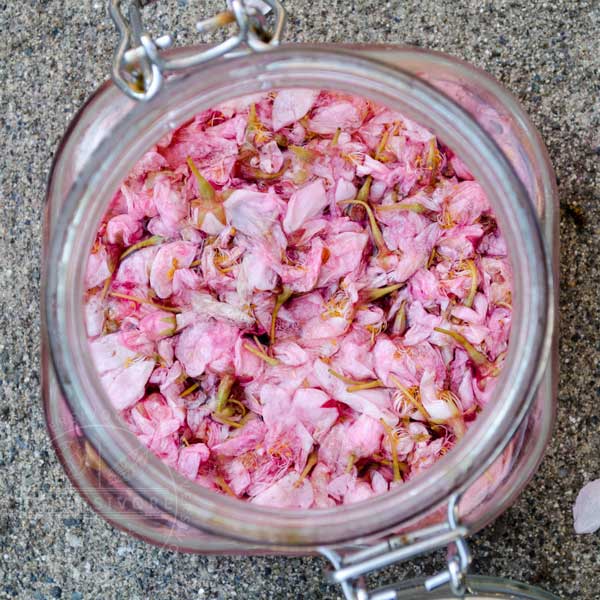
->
283, 179, 328, 233
272, 89, 319, 130
574, 479, 600, 534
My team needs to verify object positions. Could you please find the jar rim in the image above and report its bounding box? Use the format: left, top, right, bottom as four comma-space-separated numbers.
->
44, 46, 553, 546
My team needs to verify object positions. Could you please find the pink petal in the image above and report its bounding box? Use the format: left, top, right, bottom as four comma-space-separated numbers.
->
129, 150, 168, 180
311, 463, 335, 508
292, 388, 338, 440
85, 293, 105, 337
90, 332, 137, 374
212, 419, 267, 457
149, 241, 197, 299
85, 246, 113, 289
419, 369, 455, 421
106, 214, 143, 246
317, 231, 368, 286
224, 188, 282, 238
175, 320, 238, 377
309, 101, 362, 134
345, 414, 384, 459
272, 341, 310, 366
139, 310, 176, 341
177, 443, 210, 480
101, 359, 155, 410
574, 479, 600, 534
283, 179, 328, 233
251, 472, 314, 509
115, 246, 159, 286
272, 89, 319, 131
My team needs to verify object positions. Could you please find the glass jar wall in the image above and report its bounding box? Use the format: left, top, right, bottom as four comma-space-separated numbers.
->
42, 45, 557, 552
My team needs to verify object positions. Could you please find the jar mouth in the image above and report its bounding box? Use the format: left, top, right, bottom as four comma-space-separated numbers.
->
45, 46, 552, 547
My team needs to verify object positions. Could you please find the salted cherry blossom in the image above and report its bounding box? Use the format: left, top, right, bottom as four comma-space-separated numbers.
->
85, 89, 512, 508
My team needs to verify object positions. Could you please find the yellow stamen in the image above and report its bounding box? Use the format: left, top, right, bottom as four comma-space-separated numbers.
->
181, 436, 190, 447
346, 453, 356, 473
166, 257, 179, 281
375, 203, 427, 213
346, 379, 384, 393
380, 420, 402, 482
389, 374, 431, 422
328, 368, 363, 386
366, 323, 382, 346
289, 145, 318, 162
340, 183, 390, 256
227, 398, 248, 417
180, 382, 200, 398
427, 247, 438, 269
100, 276, 112, 300
295, 451, 318, 487
215, 475, 236, 497
108, 292, 181, 313
425, 138, 442, 186
434, 327, 490, 368
371, 453, 392, 466
213, 414, 243, 429
243, 343, 280, 367
120, 235, 163, 261
392, 300, 407, 335
464, 260, 478, 308
361, 283, 404, 302
270, 286, 293, 344
331, 127, 341, 146
374, 126, 390, 161
247, 103, 271, 144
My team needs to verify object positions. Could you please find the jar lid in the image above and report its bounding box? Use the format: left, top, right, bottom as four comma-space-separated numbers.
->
383, 575, 560, 600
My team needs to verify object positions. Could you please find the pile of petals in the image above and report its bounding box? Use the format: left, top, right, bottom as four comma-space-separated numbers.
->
85, 89, 513, 509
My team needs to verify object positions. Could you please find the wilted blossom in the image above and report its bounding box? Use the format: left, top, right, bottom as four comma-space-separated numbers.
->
85, 89, 512, 508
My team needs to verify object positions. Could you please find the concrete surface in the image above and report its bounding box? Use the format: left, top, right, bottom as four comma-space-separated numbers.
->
0, 1, 599, 598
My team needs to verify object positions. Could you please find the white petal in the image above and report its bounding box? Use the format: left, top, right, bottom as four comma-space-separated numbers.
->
574, 478, 600, 533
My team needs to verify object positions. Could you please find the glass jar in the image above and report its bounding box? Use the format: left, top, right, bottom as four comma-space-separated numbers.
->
42, 40, 558, 598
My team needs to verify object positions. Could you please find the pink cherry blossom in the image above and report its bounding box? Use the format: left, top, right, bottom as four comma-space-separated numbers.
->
283, 179, 328, 233
574, 479, 600, 534
149, 241, 198, 299
86, 88, 512, 508
272, 89, 319, 131
177, 443, 210, 480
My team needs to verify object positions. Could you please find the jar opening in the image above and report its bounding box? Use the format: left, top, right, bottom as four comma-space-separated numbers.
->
45, 47, 551, 546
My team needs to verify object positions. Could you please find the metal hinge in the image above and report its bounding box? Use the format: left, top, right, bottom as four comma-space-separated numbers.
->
109, 0, 287, 101
320, 494, 472, 600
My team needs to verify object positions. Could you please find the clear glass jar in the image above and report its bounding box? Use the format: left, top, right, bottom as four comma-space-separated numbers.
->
42, 43, 558, 588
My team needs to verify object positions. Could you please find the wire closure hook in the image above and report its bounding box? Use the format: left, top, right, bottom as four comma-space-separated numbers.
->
319, 494, 472, 600
109, 0, 287, 102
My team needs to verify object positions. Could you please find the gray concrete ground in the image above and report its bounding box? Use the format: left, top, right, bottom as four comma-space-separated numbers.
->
0, 1, 598, 598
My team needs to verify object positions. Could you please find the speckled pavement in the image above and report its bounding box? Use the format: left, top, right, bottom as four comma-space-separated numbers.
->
0, 1, 598, 599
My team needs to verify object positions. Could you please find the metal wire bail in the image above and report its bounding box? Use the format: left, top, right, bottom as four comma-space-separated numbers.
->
109, 0, 287, 101
320, 494, 472, 600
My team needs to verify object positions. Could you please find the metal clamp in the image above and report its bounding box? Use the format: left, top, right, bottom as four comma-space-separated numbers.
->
320, 494, 472, 600
109, 0, 287, 101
